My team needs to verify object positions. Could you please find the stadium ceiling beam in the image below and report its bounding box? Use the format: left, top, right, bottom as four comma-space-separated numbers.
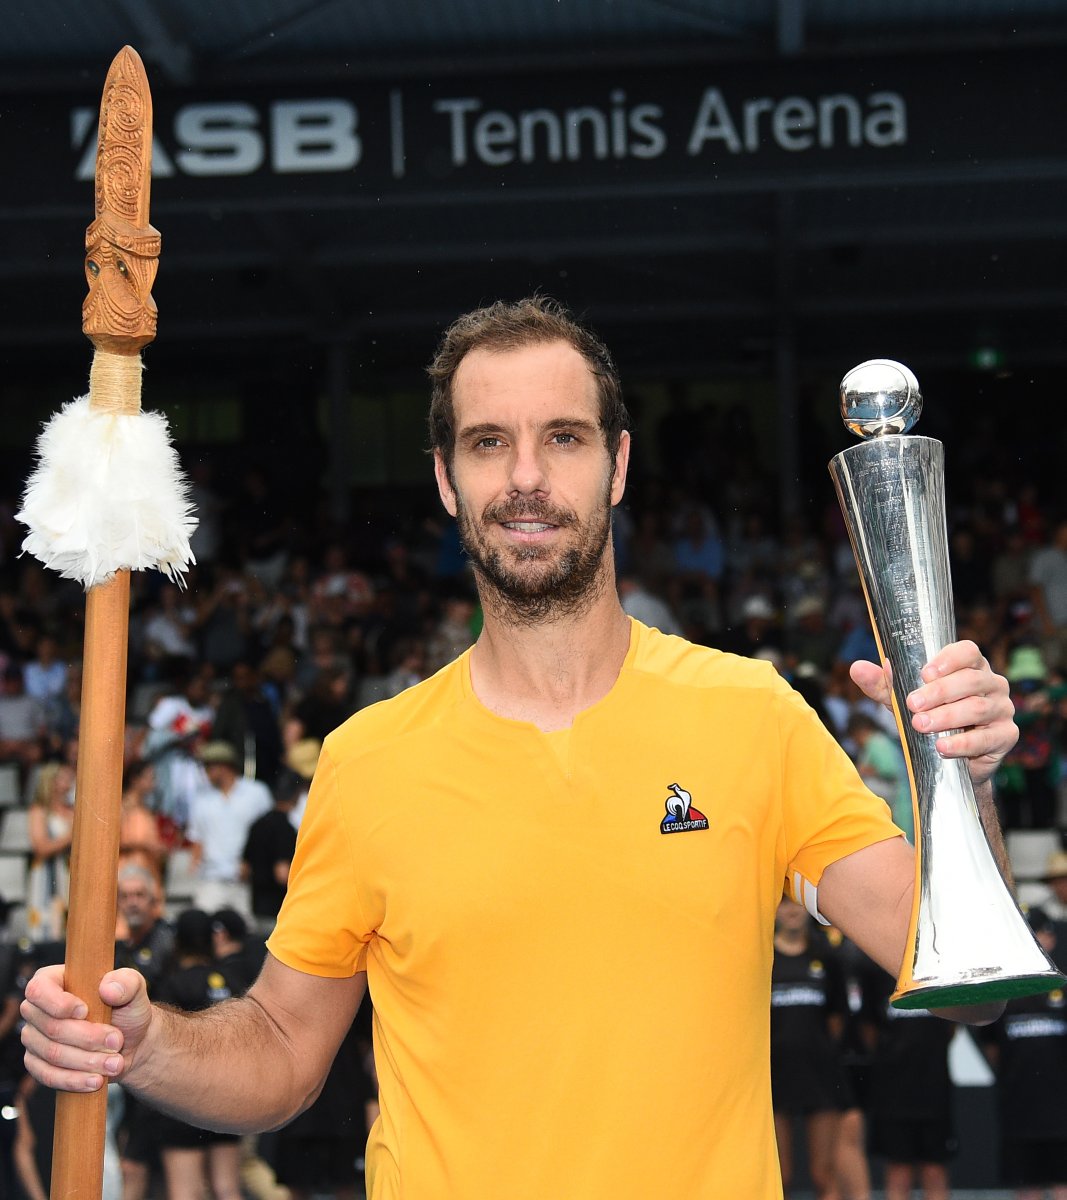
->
633, 0, 752, 38
2, 217, 1067, 282
112, 0, 196, 85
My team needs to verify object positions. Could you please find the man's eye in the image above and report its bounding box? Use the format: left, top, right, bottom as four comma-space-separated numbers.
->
552, 432, 577, 445
476, 437, 502, 449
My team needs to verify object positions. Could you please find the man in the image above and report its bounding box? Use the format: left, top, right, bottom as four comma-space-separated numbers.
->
847, 710, 915, 841
1042, 851, 1067, 923
113, 864, 174, 1200
979, 908, 1067, 1200
21, 298, 1017, 1199
242, 770, 300, 932
211, 908, 267, 994
186, 741, 272, 916
1030, 517, 1067, 671
114, 865, 174, 994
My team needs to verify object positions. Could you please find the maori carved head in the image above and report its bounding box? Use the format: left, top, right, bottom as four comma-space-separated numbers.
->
83, 215, 160, 353
82, 45, 160, 355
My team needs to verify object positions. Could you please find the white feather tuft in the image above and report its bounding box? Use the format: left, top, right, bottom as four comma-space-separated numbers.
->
16, 395, 198, 590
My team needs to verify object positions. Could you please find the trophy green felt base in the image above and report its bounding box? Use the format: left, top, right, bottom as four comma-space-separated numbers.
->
891, 971, 1067, 1010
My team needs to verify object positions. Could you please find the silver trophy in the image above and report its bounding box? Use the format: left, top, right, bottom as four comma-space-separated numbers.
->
830, 359, 1064, 1008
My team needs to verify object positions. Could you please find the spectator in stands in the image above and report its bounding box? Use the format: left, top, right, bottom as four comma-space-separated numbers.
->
14, 1074, 123, 1200
154, 909, 245, 1200
617, 573, 684, 636
195, 569, 255, 673
1030, 518, 1067, 671
290, 663, 352, 743
119, 760, 166, 882
293, 625, 348, 696
0, 591, 36, 663
1040, 853, 1067, 970
186, 741, 272, 916
0, 896, 25, 1197
114, 864, 174, 993
720, 593, 783, 660
627, 510, 676, 597
212, 660, 283, 786
670, 505, 724, 637
211, 908, 266, 994
114, 864, 173, 1200
376, 638, 422, 700
0, 664, 45, 772
997, 645, 1062, 830
847, 711, 914, 841
26, 761, 74, 943
424, 589, 479, 673
785, 596, 838, 677
142, 582, 198, 665
242, 770, 299, 933
274, 1017, 373, 1200
771, 898, 851, 1200
979, 907, 1067, 1200
43, 662, 81, 754
144, 668, 214, 835
861, 965, 956, 1200
282, 738, 320, 831
994, 528, 1035, 628
22, 634, 67, 706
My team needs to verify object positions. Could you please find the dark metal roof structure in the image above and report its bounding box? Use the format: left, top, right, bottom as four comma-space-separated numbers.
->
2, 1, 1066, 417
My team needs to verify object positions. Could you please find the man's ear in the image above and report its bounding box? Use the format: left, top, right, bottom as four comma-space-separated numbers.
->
610, 430, 631, 506
434, 451, 458, 518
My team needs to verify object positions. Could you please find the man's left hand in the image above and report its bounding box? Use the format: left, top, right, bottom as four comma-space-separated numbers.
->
850, 640, 1017, 787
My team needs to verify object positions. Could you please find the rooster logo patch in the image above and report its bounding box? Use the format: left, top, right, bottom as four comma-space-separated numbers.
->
660, 783, 708, 835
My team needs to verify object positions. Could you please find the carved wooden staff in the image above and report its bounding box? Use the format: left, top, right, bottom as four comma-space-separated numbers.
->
17, 46, 194, 1198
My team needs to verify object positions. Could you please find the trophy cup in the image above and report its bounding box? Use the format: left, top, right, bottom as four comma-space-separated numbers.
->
829, 359, 1064, 1008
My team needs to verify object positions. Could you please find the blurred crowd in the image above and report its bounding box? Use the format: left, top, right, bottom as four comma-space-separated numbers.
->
0, 405, 1063, 1195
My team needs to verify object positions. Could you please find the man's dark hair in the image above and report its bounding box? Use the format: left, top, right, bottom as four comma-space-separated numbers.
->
427, 295, 629, 472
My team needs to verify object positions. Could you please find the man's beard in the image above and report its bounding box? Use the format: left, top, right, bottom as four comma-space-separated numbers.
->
455, 485, 613, 624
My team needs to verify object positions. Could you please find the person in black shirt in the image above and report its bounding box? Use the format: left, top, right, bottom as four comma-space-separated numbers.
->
979, 908, 1067, 1199
114, 865, 174, 1200
861, 961, 956, 1200
211, 908, 267, 994
154, 909, 246, 1200
114, 865, 174, 993
241, 769, 300, 933
771, 898, 851, 1199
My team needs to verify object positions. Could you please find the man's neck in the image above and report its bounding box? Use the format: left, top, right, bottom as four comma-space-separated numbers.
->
469, 575, 632, 732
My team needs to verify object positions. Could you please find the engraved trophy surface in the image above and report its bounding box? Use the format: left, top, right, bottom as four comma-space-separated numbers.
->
829, 360, 1064, 1007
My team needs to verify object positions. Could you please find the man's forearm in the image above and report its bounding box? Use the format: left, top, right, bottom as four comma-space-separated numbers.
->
123, 994, 321, 1133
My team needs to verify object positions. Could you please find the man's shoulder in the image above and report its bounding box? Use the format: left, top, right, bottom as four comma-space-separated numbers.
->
323, 654, 470, 764
628, 620, 787, 696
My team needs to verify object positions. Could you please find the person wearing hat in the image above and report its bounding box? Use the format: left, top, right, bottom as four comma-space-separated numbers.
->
1041, 853, 1067, 958
282, 738, 321, 832
185, 742, 272, 919
998, 646, 1060, 830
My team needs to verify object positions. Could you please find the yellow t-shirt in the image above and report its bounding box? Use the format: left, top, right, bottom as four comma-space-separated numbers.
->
268, 619, 901, 1199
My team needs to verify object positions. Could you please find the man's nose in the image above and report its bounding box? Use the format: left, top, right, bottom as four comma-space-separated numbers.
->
507, 439, 549, 495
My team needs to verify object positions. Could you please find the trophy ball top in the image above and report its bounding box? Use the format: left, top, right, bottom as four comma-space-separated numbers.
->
839, 359, 922, 439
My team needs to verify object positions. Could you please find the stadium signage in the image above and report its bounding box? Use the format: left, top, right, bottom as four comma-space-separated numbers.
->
69, 87, 906, 181
3, 49, 1061, 204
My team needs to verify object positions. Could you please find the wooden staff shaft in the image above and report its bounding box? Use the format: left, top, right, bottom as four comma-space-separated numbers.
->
51, 570, 130, 1198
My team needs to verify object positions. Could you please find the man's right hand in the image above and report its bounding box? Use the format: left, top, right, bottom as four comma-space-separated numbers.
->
21, 965, 153, 1092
